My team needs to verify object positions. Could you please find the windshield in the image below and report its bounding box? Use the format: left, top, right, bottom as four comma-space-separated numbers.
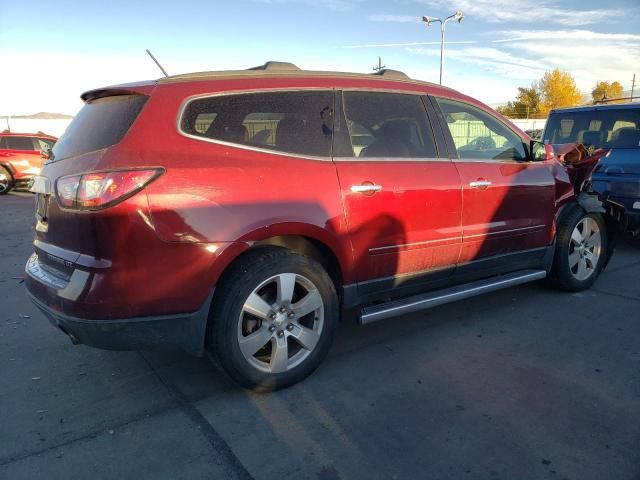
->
543, 107, 640, 149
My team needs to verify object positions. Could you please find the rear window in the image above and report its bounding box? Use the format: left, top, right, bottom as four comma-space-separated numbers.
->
52, 94, 147, 160
543, 107, 640, 149
180, 91, 333, 157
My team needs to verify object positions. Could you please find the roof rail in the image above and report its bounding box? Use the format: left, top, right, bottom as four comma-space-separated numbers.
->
371, 69, 410, 80
248, 61, 301, 71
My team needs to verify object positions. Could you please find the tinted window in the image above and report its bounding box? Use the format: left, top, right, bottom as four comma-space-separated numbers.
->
436, 98, 527, 161
52, 94, 147, 160
543, 108, 640, 149
181, 91, 333, 157
5, 136, 35, 151
340, 92, 436, 158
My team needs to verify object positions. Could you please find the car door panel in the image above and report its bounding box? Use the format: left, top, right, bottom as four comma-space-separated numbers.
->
431, 96, 555, 264
333, 91, 463, 292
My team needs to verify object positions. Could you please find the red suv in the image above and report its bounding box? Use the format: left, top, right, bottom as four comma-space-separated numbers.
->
0, 132, 56, 194
25, 62, 622, 391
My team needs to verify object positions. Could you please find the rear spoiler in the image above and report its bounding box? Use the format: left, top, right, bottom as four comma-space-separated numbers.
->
80, 81, 157, 102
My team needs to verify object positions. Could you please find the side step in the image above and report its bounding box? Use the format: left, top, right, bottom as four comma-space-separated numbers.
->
358, 269, 547, 325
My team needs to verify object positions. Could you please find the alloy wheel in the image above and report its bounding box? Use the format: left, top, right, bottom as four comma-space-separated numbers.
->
568, 217, 602, 281
0, 171, 9, 194
237, 273, 324, 374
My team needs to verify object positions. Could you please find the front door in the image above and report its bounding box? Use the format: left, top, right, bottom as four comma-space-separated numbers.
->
333, 91, 462, 296
432, 97, 555, 264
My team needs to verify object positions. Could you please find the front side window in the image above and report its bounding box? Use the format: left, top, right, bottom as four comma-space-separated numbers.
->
339, 91, 437, 158
33, 138, 55, 151
180, 91, 333, 157
436, 98, 527, 161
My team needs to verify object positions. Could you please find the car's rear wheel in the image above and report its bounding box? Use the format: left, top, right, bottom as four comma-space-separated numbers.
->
0, 166, 13, 195
549, 207, 607, 291
210, 248, 338, 391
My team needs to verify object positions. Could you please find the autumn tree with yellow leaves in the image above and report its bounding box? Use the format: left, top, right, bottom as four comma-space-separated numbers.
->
592, 81, 624, 103
498, 69, 584, 118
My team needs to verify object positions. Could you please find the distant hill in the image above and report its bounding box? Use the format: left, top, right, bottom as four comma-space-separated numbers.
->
9, 112, 73, 119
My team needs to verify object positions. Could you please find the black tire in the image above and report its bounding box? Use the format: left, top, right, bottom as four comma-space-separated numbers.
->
209, 247, 339, 392
0, 166, 13, 195
548, 206, 608, 292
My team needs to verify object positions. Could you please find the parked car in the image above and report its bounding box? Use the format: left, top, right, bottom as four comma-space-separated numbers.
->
0, 132, 57, 194
25, 62, 623, 391
542, 103, 640, 234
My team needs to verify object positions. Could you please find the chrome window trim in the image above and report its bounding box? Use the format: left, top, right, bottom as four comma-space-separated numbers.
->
451, 157, 530, 165
176, 88, 335, 162
333, 156, 451, 163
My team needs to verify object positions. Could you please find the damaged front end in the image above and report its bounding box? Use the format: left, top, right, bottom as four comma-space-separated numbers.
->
553, 142, 627, 261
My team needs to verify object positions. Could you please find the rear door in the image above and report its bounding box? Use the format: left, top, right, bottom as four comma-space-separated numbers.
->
333, 91, 462, 297
431, 96, 555, 264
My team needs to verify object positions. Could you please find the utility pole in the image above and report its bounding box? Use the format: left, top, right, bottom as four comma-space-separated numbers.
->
631, 74, 636, 101
373, 57, 386, 72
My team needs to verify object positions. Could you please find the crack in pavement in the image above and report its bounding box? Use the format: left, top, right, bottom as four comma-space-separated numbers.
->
0, 402, 179, 468
592, 288, 640, 304
138, 352, 255, 480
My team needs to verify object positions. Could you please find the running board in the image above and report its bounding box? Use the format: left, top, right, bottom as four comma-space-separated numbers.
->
358, 269, 547, 325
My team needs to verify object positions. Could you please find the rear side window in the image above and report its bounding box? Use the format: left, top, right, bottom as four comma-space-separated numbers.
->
52, 94, 147, 160
4, 136, 35, 151
339, 92, 437, 158
180, 91, 333, 157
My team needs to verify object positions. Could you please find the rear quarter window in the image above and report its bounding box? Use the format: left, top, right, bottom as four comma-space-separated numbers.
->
52, 94, 147, 160
180, 91, 334, 157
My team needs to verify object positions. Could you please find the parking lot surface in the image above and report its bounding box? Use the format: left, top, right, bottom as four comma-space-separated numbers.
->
1, 191, 639, 480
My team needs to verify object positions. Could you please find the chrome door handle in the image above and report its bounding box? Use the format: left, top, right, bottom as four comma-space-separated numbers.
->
469, 180, 492, 189
350, 184, 382, 194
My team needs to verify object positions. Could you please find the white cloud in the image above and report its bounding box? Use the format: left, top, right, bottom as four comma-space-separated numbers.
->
367, 14, 420, 23
416, 0, 627, 26
492, 29, 640, 43
252, 0, 360, 11
344, 40, 479, 48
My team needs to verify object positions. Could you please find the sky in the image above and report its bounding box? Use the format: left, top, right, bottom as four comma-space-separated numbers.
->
1, 0, 639, 116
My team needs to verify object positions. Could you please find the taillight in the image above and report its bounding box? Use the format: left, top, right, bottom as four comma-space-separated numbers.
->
55, 169, 163, 210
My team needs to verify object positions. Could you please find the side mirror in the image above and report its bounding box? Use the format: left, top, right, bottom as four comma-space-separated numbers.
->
40, 146, 52, 159
530, 140, 553, 162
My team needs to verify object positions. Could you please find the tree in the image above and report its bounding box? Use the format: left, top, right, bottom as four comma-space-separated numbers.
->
538, 69, 582, 115
496, 83, 542, 118
592, 81, 624, 103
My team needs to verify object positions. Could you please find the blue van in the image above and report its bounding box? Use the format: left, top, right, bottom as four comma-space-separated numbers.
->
543, 103, 640, 233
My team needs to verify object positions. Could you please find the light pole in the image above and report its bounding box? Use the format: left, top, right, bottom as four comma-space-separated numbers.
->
422, 11, 464, 85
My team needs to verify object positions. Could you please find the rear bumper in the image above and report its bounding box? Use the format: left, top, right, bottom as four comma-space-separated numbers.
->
27, 290, 212, 355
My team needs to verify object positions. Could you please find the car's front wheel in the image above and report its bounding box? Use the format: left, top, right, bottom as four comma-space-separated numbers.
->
0, 166, 14, 195
210, 248, 338, 391
549, 207, 608, 291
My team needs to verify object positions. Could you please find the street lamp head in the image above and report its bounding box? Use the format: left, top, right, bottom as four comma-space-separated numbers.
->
454, 10, 464, 22
422, 15, 433, 26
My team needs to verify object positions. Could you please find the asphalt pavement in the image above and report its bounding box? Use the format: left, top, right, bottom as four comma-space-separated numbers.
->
1, 191, 639, 480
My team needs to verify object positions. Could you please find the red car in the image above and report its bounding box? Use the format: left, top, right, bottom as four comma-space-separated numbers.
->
25, 62, 622, 391
0, 132, 56, 194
